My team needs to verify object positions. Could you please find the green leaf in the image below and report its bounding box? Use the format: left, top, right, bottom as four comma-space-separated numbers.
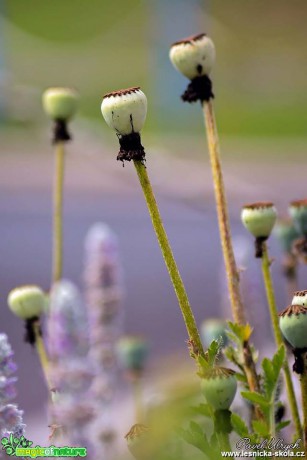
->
234, 372, 248, 384
252, 420, 269, 437
176, 423, 211, 456
276, 420, 291, 432
231, 413, 249, 437
205, 339, 221, 367
262, 345, 285, 399
241, 391, 269, 408
272, 345, 286, 376
227, 322, 253, 343
189, 403, 212, 418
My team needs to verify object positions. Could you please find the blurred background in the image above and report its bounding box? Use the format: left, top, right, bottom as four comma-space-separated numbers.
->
1, 0, 307, 451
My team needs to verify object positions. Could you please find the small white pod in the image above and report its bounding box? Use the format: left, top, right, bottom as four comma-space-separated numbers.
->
101, 87, 147, 136
8, 285, 46, 319
169, 33, 215, 80
292, 290, 307, 307
241, 202, 277, 239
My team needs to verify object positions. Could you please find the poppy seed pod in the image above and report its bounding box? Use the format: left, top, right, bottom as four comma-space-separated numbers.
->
125, 424, 149, 459
101, 87, 147, 136
169, 33, 215, 80
241, 202, 277, 239
274, 219, 299, 254
42, 87, 78, 121
117, 336, 149, 373
279, 305, 307, 349
8, 286, 46, 320
292, 291, 307, 307
101, 87, 147, 163
201, 367, 237, 410
201, 318, 228, 349
289, 200, 307, 236
169, 33, 215, 103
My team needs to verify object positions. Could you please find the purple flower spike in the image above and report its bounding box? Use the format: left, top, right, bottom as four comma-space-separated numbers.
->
0, 334, 25, 439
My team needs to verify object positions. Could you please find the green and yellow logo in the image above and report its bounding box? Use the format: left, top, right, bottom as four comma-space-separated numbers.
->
1, 434, 87, 457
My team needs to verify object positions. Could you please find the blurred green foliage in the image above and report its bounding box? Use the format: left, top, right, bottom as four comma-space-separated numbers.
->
3, 0, 307, 137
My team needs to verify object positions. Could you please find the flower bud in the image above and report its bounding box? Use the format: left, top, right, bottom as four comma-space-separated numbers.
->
201, 367, 237, 410
8, 286, 46, 320
42, 87, 78, 121
279, 305, 307, 349
101, 87, 147, 136
241, 202, 277, 239
289, 200, 307, 236
125, 424, 149, 459
292, 291, 307, 307
117, 336, 149, 373
201, 318, 228, 349
169, 33, 215, 80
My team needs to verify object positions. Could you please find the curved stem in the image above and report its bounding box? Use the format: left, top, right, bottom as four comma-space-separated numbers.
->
133, 160, 205, 361
261, 243, 302, 438
202, 100, 260, 395
52, 141, 65, 284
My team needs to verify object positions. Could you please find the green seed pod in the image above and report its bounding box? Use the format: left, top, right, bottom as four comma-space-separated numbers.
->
117, 336, 149, 372
292, 291, 307, 307
169, 33, 215, 80
274, 219, 299, 254
125, 424, 149, 459
42, 87, 79, 121
201, 318, 228, 349
101, 87, 147, 136
8, 285, 46, 320
289, 200, 307, 236
241, 202, 277, 239
279, 305, 307, 349
201, 367, 237, 410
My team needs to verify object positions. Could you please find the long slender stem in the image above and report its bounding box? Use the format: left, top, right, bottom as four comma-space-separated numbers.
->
52, 141, 65, 284
33, 321, 52, 391
133, 376, 143, 423
202, 100, 260, 394
261, 243, 302, 438
300, 370, 307, 458
133, 160, 205, 360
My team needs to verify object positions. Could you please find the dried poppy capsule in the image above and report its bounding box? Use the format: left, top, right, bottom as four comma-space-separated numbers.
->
101, 87, 147, 163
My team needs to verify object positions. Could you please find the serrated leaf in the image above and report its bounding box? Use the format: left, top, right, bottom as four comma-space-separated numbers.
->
177, 423, 211, 456
272, 345, 285, 377
205, 339, 221, 367
252, 420, 269, 437
262, 345, 285, 399
241, 391, 269, 407
276, 420, 291, 432
231, 413, 249, 437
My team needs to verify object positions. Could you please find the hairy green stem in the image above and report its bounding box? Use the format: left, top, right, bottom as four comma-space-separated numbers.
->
300, 369, 307, 458
133, 160, 205, 361
202, 100, 260, 397
261, 243, 302, 438
52, 141, 65, 284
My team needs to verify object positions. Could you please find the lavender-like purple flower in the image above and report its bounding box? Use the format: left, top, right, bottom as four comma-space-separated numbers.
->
83, 223, 123, 455
0, 334, 26, 439
46, 281, 94, 452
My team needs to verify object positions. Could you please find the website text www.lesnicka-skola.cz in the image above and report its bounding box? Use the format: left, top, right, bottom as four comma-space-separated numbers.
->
221, 451, 305, 457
